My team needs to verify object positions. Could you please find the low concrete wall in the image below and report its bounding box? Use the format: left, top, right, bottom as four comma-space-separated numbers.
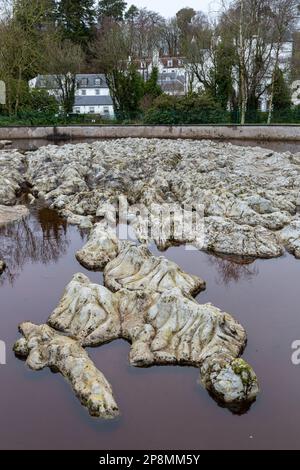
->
1, 125, 300, 141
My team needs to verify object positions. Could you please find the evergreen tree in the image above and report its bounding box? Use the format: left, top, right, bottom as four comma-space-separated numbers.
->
141, 67, 162, 111
56, 0, 96, 46
272, 66, 291, 112
214, 40, 235, 110
144, 67, 162, 100
98, 0, 127, 22
14, 0, 57, 32
124, 4, 139, 22
108, 64, 144, 119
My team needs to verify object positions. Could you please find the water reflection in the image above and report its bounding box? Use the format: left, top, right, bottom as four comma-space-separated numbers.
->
208, 254, 259, 285
0, 206, 72, 286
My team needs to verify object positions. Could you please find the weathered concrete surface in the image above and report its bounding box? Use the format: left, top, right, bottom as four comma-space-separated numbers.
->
1, 138, 299, 259
14, 322, 119, 419
104, 244, 206, 296
278, 217, 300, 258
16, 263, 258, 415
48, 273, 121, 347
2, 138, 300, 258
0, 150, 25, 205
76, 221, 124, 270
0, 125, 300, 141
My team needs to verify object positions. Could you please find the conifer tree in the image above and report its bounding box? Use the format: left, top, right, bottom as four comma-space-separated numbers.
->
56, 0, 96, 46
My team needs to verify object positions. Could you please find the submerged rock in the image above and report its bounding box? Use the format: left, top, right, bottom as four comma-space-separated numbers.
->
0, 205, 29, 226
15, 269, 259, 415
0, 150, 26, 205
278, 217, 300, 258
48, 273, 121, 346
119, 287, 258, 407
14, 322, 119, 419
76, 221, 125, 270
64, 212, 93, 229
203, 216, 283, 258
104, 244, 205, 296
2, 139, 300, 258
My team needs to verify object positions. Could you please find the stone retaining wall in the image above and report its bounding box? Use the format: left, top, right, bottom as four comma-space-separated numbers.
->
0, 125, 300, 141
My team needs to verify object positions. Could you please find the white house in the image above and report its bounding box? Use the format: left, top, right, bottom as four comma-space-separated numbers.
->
29, 74, 115, 118
135, 51, 192, 95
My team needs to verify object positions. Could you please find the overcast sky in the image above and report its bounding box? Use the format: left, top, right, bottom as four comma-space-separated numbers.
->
130, 0, 220, 18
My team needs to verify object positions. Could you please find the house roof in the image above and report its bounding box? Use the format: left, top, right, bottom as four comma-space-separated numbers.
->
160, 57, 185, 68
76, 74, 108, 88
158, 73, 185, 94
74, 96, 113, 106
160, 82, 185, 94
158, 72, 185, 81
34, 74, 109, 89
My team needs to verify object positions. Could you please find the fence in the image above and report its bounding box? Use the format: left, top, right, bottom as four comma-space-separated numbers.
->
1, 108, 300, 127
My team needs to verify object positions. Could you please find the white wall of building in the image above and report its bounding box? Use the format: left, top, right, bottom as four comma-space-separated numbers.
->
75, 88, 110, 97
73, 104, 114, 117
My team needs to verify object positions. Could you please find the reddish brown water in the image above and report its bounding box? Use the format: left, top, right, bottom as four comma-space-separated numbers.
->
1, 204, 300, 450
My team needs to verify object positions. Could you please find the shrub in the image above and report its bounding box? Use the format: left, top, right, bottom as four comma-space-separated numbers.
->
271, 105, 300, 124
21, 89, 59, 115
144, 93, 229, 125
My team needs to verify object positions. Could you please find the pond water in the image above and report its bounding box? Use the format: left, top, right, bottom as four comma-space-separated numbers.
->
1, 201, 300, 450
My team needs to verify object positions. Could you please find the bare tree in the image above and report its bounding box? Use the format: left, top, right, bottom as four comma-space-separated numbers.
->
267, 0, 298, 123
44, 38, 85, 114
161, 17, 181, 56
220, 0, 282, 123
180, 13, 215, 94
0, 0, 57, 114
129, 8, 164, 60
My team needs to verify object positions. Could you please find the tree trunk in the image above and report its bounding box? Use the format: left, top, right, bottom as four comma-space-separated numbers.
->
14, 67, 23, 115
267, 47, 280, 125
239, 0, 246, 125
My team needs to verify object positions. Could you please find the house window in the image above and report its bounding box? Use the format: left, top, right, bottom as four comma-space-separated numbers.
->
94, 78, 101, 86
40, 79, 46, 87
74, 107, 80, 114
81, 78, 88, 86
89, 107, 95, 114
81, 90, 86, 96
167, 60, 173, 67
103, 106, 110, 115
95, 89, 100, 95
